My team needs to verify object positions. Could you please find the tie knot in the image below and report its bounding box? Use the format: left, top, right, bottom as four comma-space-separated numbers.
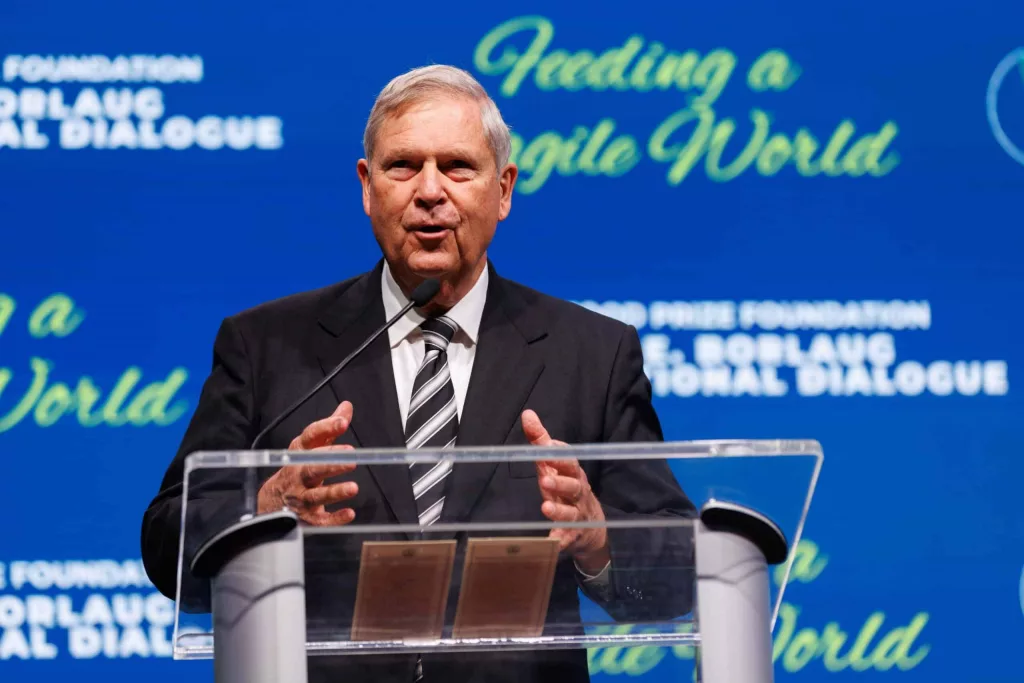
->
420, 316, 458, 351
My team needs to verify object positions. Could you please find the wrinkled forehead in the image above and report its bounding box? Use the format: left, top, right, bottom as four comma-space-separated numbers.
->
372, 95, 492, 159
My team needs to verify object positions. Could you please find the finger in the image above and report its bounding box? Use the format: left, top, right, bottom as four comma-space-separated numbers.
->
542, 500, 581, 522
291, 417, 340, 450
537, 459, 582, 492
534, 460, 567, 503
298, 462, 357, 487
302, 507, 356, 527
307, 411, 353, 448
300, 481, 359, 508
310, 444, 355, 452
539, 473, 582, 500
547, 528, 575, 552
521, 409, 553, 446
536, 470, 557, 503
293, 402, 354, 450
535, 460, 559, 479
331, 400, 354, 420
319, 508, 356, 526
543, 457, 582, 477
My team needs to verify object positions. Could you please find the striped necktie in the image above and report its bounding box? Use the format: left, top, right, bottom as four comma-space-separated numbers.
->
405, 315, 459, 527
406, 316, 459, 683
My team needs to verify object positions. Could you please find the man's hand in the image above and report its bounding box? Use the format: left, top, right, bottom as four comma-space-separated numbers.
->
521, 409, 610, 574
256, 401, 360, 526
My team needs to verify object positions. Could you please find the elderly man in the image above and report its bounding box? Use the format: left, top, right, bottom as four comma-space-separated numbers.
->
141, 65, 694, 683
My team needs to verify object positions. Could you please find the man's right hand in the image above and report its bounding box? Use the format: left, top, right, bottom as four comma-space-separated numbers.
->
256, 401, 360, 526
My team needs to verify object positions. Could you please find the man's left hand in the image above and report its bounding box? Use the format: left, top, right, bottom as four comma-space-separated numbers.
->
521, 409, 610, 575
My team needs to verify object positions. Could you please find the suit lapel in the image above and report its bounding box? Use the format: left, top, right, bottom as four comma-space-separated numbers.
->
313, 261, 549, 529
314, 260, 418, 527
440, 266, 547, 525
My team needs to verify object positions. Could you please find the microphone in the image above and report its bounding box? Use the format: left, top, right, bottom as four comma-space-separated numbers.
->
249, 277, 441, 449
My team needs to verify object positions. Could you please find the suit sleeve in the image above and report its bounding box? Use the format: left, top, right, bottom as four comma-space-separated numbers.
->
140, 316, 259, 608
580, 324, 698, 620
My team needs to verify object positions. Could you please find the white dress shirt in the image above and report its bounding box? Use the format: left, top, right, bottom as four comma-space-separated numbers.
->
382, 261, 488, 429
381, 261, 612, 592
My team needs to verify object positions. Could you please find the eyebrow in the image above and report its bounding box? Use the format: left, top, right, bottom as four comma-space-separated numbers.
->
379, 146, 480, 161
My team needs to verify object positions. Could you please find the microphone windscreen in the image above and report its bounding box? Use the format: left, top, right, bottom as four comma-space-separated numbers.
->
411, 278, 441, 307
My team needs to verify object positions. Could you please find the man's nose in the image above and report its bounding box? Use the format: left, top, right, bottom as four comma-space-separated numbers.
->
413, 163, 446, 208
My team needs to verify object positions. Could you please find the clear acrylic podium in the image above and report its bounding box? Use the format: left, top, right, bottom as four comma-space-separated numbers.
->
171, 440, 821, 683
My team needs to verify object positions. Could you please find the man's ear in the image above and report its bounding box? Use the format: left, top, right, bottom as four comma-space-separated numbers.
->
497, 162, 518, 221
357, 159, 372, 216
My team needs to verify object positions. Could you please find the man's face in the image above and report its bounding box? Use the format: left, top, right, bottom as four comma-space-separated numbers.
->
357, 96, 517, 306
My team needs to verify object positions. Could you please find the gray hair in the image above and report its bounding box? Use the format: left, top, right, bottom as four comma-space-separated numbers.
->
362, 64, 512, 170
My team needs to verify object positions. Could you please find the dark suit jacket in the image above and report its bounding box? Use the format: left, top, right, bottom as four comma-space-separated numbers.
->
141, 260, 696, 683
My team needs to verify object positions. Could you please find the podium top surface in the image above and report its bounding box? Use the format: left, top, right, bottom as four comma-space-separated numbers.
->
182, 438, 823, 470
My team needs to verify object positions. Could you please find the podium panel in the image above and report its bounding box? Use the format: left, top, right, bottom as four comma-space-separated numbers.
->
170, 440, 821, 683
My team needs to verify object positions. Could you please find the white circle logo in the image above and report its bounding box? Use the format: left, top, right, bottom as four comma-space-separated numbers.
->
987, 48, 1024, 167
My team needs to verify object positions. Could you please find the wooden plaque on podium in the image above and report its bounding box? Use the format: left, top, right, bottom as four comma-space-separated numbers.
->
452, 537, 560, 639
350, 540, 457, 641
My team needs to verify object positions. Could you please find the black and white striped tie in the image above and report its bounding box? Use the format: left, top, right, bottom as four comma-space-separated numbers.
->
407, 317, 459, 683
405, 315, 459, 527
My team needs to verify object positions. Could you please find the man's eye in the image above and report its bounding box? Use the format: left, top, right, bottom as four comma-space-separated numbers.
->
445, 160, 475, 174
389, 160, 410, 169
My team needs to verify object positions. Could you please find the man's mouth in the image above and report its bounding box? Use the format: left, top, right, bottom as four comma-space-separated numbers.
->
409, 224, 452, 237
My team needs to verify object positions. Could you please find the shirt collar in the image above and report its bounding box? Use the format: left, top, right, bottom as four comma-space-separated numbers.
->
382, 260, 488, 348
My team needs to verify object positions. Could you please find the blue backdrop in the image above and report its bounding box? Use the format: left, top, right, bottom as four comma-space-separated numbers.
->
2, 1, 1023, 681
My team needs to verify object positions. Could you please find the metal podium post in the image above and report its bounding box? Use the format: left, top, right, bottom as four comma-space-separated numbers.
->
694, 501, 789, 683
192, 510, 309, 683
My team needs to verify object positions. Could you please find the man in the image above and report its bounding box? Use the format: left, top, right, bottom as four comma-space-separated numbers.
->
141, 64, 695, 683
